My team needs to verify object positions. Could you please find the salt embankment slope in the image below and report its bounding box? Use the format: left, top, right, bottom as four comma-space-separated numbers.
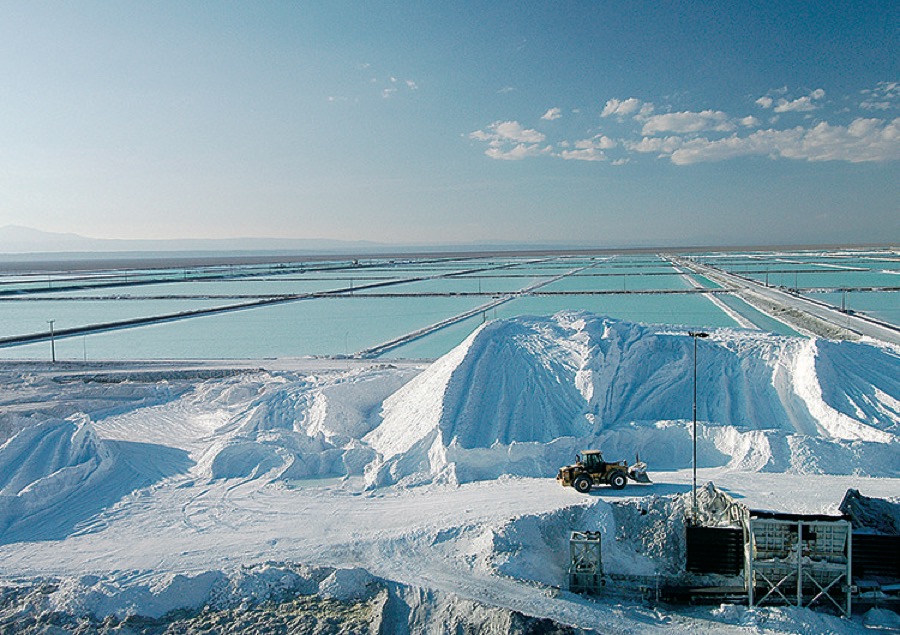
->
0, 416, 192, 543
365, 312, 900, 486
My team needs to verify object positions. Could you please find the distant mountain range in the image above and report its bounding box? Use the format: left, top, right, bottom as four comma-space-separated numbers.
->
0, 225, 636, 259
0, 225, 404, 255
1, 225, 885, 259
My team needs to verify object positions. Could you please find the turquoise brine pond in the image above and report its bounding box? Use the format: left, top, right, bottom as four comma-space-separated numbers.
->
1, 250, 896, 360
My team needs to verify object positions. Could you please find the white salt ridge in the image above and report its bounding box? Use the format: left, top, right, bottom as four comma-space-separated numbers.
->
365, 313, 900, 486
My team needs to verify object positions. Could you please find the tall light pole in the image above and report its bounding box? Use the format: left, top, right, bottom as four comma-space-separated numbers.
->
47, 319, 56, 363
688, 330, 708, 522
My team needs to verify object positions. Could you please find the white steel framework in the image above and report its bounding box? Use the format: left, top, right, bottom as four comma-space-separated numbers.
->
569, 531, 604, 594
747, 518, 852, 615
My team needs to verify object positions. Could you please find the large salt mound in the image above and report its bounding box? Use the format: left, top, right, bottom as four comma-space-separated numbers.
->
364, 312, 900, 486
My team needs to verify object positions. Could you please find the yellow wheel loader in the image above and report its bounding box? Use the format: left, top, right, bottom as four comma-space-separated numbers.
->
557, 449, 651, 493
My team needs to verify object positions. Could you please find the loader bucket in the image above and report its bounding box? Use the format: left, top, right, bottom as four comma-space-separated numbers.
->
630, 470, 652, 484
630, 454, 651, 483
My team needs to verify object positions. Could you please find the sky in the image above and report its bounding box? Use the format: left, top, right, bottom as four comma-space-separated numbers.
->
0, 1, 897, 248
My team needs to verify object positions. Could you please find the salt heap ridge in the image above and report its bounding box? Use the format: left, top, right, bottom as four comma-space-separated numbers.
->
364, 312, 900, 486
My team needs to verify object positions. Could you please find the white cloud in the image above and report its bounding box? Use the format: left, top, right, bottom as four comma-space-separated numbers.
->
860, 81, 899, 111
558, 148, 607, 161
541, 107, 562, 121
470, 121, 547, 160
406, 80, 418, 90
601, 98, 643, 118
497, 86, 516, 94
574, 135, 616, 150
491, 121, 545, 144
796, 117, 900, 161
739, 115, 760, 127
757, 88, 826, 113
641, 110, 734, 135
557, 135, 616, 161
485, 144, 549, 160
637, 103, 655, 119
627, 136, 684, 155
669, 132, 791, 165
774, 90, 825, 113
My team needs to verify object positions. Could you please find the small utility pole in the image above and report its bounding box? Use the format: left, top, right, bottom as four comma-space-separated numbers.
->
47, 319, 56, 363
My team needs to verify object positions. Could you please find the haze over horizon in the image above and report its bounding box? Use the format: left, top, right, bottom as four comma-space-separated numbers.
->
1, 2, 898, 248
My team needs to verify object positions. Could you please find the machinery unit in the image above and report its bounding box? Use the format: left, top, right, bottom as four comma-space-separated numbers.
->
747, 513, 852, 616
569, 531, 604, 594
557, 449, 651, 493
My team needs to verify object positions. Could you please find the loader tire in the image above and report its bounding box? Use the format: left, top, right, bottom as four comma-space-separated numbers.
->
609, 471, 627, 490
573, 475, 592, 493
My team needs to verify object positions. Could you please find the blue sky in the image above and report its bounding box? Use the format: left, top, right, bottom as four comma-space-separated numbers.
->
0, 1, 897, 247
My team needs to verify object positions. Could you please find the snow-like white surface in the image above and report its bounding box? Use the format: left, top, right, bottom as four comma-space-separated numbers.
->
0, 313, 898, 633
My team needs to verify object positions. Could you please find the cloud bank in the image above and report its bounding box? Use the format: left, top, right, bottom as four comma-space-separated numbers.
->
469, 85, 900, 165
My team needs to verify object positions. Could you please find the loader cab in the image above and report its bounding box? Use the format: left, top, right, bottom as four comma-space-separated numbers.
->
580, 450, 605, 473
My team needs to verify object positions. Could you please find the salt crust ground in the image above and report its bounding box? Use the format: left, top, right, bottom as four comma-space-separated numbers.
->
1, 312, 898, 633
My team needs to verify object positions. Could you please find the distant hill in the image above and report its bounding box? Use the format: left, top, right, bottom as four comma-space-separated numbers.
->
0, 225, 392, 255
0, 225, 97, 253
